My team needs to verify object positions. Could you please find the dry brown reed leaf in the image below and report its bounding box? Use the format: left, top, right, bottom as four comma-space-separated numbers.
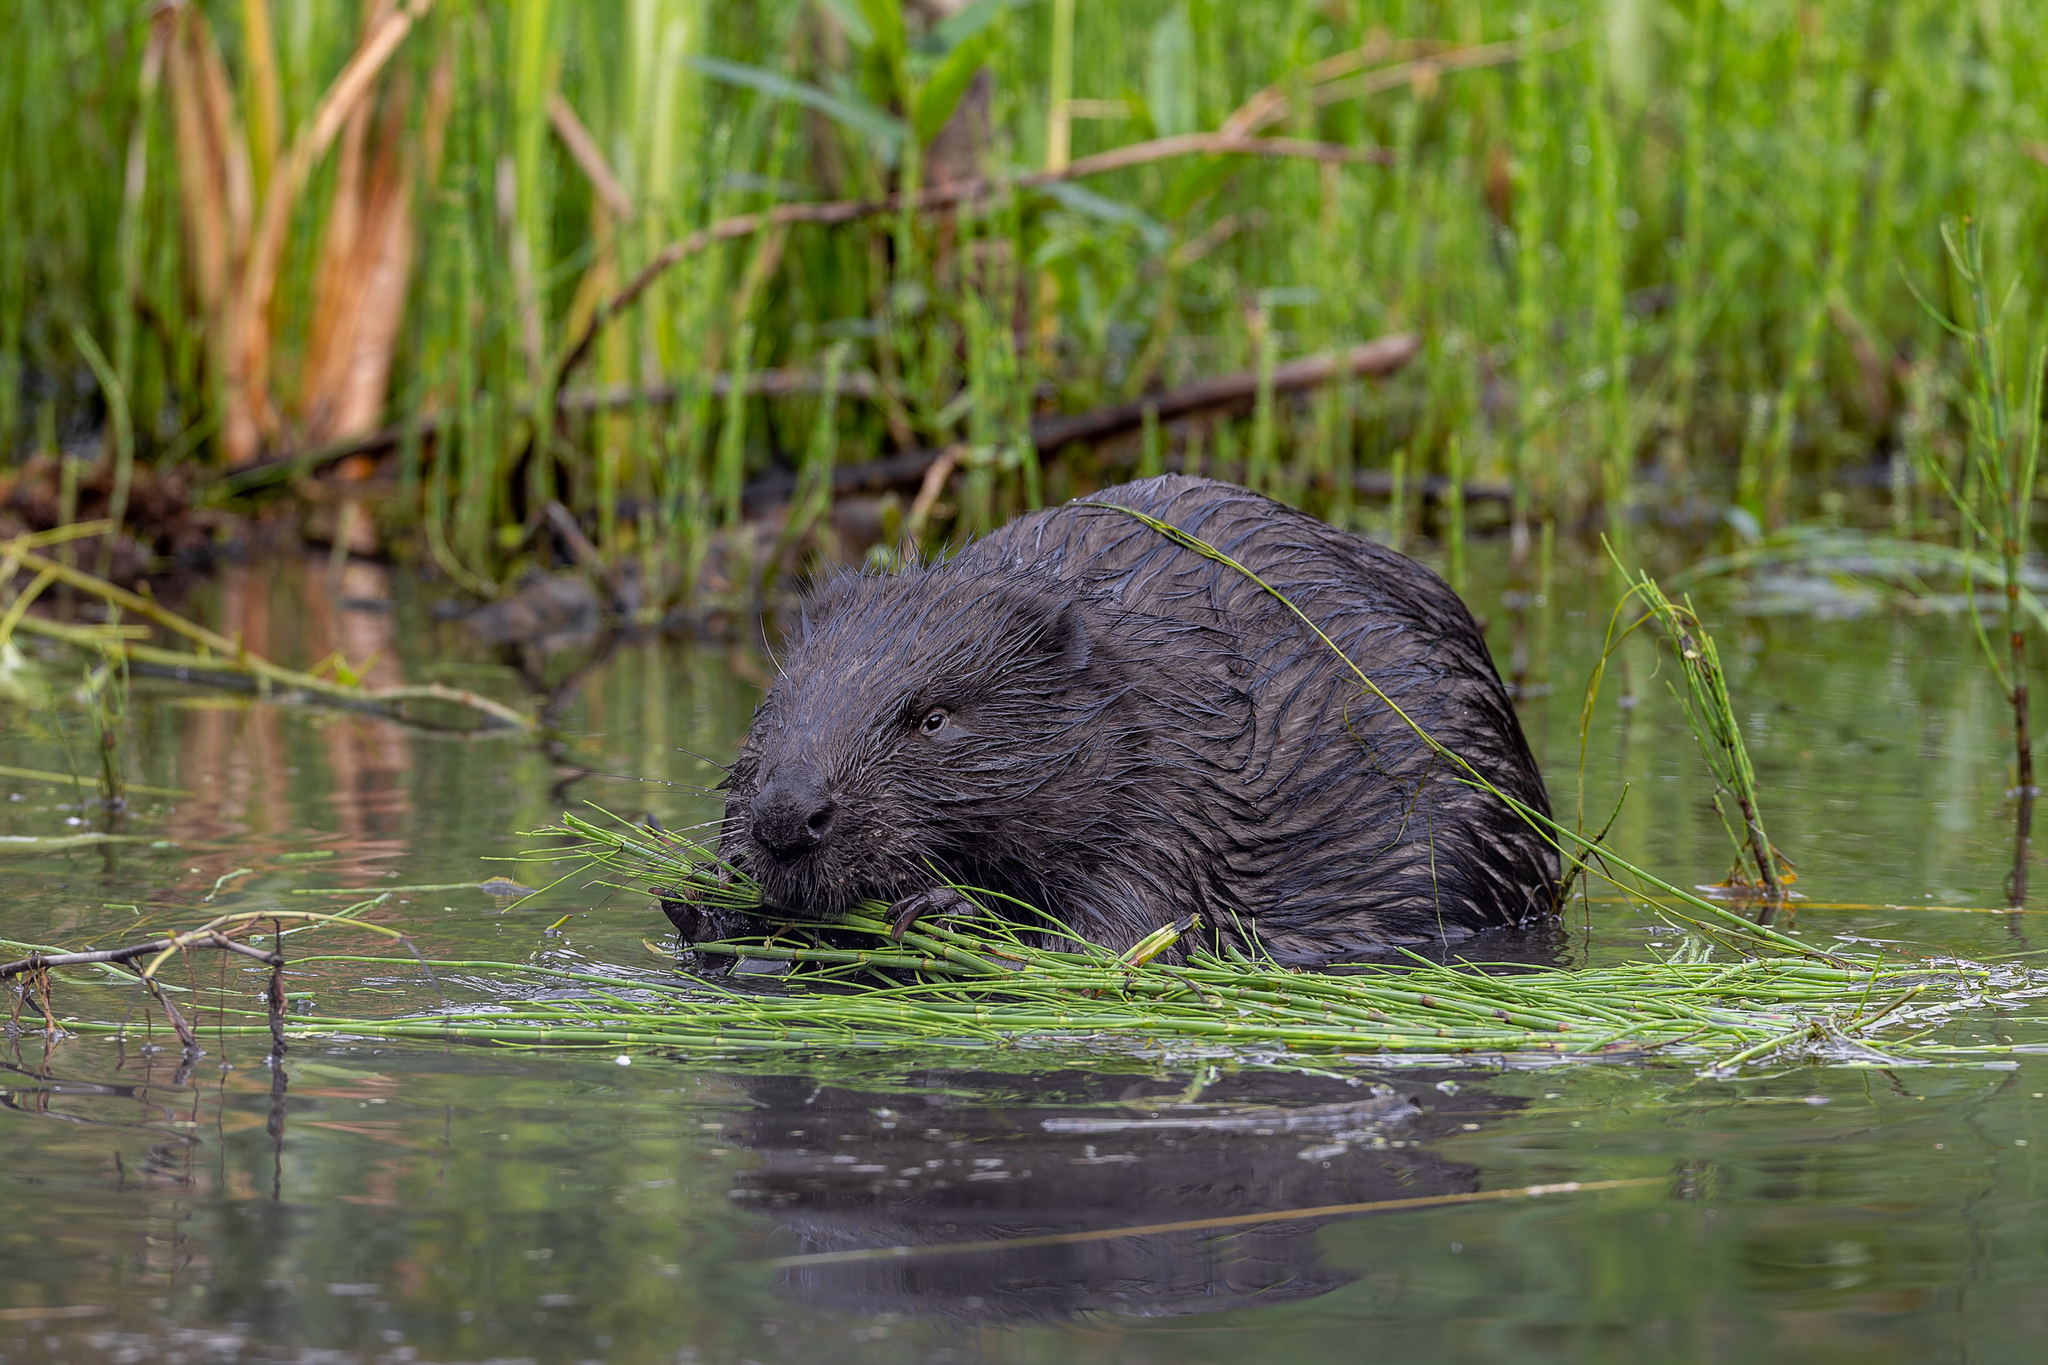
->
240, 0, 285, 201
223, 0, 434, 465
547, 93, 635, 221
302, 1, 436, 448
160, 3, 253, 385
552, 95, 630, 354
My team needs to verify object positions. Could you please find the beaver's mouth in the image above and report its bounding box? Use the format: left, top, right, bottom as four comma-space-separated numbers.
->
741, 842, 913, 920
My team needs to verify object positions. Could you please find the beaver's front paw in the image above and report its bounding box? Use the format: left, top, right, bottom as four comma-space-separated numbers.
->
886, 886, 976, 940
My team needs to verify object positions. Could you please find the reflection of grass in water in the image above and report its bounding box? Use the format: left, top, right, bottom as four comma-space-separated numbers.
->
0, 531, 529, 733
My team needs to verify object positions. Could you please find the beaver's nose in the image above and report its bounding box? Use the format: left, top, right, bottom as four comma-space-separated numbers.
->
751, 774, 838, 858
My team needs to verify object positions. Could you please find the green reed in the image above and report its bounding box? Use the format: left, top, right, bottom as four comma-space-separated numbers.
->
1593, 559, 1789, 900
6, 1, 2047, 601
1914, 217, 2046, 903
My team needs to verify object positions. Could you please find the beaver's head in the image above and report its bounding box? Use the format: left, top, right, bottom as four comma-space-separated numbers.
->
715, 564, 1139, 922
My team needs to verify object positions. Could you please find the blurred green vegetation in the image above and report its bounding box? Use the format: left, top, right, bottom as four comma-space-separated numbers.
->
5, 0, 2047, 607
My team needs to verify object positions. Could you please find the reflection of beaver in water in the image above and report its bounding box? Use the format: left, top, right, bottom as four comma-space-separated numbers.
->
723, 1070, 1509, 1323
672, 475, 1555, 964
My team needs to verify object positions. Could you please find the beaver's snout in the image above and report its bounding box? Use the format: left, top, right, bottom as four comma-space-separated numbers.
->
751, 772, 838, 859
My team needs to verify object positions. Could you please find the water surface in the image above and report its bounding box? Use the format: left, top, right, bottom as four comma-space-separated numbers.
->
4, 551, 2047, 1365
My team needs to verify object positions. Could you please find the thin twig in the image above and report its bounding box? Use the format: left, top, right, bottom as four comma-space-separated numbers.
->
1, 549, 529, 732
763, 1175, 1655, 1269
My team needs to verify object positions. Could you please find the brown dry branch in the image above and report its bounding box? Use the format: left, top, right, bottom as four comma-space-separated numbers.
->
1216, 34, 1438, 137
3, 923, 263, 981
1032, 335, 1420, 449
904, 445, 965, 543
1286, 26, 1578, 124
2, 909, 414, 1052
300, 6, 454, 450
541, 500, 629, 612
552, 134, 1396, 390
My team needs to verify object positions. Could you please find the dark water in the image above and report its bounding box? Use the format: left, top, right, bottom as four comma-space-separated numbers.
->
5, 552, 2048, 1365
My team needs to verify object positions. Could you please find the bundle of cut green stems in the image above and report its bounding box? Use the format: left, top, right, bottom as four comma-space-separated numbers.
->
61, 809, 2041, 1078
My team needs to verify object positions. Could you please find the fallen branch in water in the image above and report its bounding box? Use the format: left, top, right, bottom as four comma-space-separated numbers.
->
0, 909, 408, 984
0, 541, 531, 733
3, 907, 419, 1053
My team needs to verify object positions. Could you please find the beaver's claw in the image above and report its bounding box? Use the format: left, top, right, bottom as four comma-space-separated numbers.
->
887, 886, 973, 940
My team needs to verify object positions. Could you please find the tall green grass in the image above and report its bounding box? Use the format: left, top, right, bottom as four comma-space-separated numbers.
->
7, 1, 2048, 606
1917, 217, 2045, 902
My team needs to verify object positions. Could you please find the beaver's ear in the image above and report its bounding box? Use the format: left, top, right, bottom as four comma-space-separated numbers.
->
792, 568, 866, 642
1037, 599, 1094, 672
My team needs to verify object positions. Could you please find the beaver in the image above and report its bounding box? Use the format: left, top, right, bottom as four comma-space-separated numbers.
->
672, 474, 1556, 965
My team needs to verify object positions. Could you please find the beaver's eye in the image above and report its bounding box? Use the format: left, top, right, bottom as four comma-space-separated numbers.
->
920, 709, 949, 735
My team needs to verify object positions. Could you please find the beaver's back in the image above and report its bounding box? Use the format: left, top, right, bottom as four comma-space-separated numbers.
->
951, 475, 1554, 961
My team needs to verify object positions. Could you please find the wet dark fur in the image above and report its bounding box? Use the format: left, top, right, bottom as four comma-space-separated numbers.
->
676, 475, 1557, 965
